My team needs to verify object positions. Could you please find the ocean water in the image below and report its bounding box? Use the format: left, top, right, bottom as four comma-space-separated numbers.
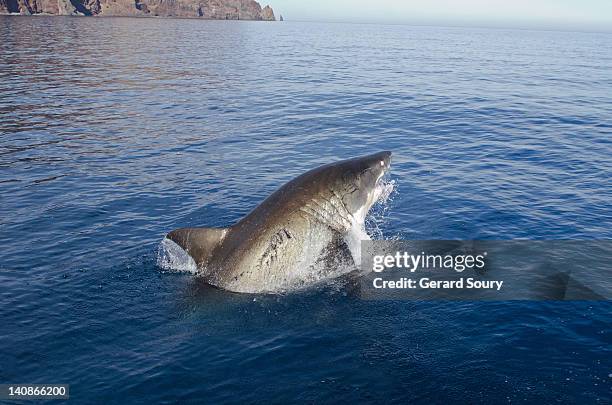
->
1, 16, 611, 403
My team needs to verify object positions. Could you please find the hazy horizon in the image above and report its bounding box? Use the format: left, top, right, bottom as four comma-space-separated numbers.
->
270, 0, 612, 32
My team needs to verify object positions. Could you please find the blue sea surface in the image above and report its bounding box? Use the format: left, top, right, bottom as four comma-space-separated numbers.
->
1, 16, 611, 403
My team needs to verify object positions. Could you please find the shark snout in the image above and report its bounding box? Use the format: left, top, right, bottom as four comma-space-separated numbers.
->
373, 151, 392, 173
381, 151, 392, 171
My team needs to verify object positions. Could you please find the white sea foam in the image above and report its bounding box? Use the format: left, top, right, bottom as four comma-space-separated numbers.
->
156, 237, 198, 274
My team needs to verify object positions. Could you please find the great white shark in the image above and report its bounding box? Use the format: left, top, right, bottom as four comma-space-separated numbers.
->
165, 151, 393, 293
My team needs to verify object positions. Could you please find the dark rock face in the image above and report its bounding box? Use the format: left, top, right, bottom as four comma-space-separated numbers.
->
0, 0, 276, 20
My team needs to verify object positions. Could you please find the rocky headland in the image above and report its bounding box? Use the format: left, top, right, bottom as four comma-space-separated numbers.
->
0, 0, 275, 20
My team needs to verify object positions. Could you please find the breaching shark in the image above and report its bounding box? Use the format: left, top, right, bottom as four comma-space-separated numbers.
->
165, 151, 392, 293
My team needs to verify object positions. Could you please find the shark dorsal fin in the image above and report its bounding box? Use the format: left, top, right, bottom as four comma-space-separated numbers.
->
166, 227, 228, 267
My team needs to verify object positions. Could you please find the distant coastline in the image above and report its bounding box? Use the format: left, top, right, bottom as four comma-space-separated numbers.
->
0, 0, 275, 20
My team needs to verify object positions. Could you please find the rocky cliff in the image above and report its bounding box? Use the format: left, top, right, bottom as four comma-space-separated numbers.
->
0, 0, 275, 20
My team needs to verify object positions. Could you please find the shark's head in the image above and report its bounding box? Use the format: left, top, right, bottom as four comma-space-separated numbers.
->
330, 151, 393, 220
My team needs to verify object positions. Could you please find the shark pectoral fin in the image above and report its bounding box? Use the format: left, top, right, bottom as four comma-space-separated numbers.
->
166, 227, 229, 267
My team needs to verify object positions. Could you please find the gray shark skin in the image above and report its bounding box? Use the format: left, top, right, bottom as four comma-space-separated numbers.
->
166, 151, 392, 293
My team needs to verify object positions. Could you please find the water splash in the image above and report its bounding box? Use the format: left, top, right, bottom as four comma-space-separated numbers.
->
366, 178, 397, 240
276, 246, 357, 294
156, 237, 198, 274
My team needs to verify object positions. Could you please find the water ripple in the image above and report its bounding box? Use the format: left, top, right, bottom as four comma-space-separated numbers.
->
0, 17, 611, 403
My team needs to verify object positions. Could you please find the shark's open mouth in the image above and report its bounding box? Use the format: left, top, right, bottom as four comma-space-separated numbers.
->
376, 179, 395, 205
373, 168, 394, 206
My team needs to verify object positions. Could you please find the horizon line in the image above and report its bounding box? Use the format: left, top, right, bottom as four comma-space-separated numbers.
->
274, 17, 612, 34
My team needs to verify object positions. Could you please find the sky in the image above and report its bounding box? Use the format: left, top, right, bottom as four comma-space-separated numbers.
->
268, 0, 612, 31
